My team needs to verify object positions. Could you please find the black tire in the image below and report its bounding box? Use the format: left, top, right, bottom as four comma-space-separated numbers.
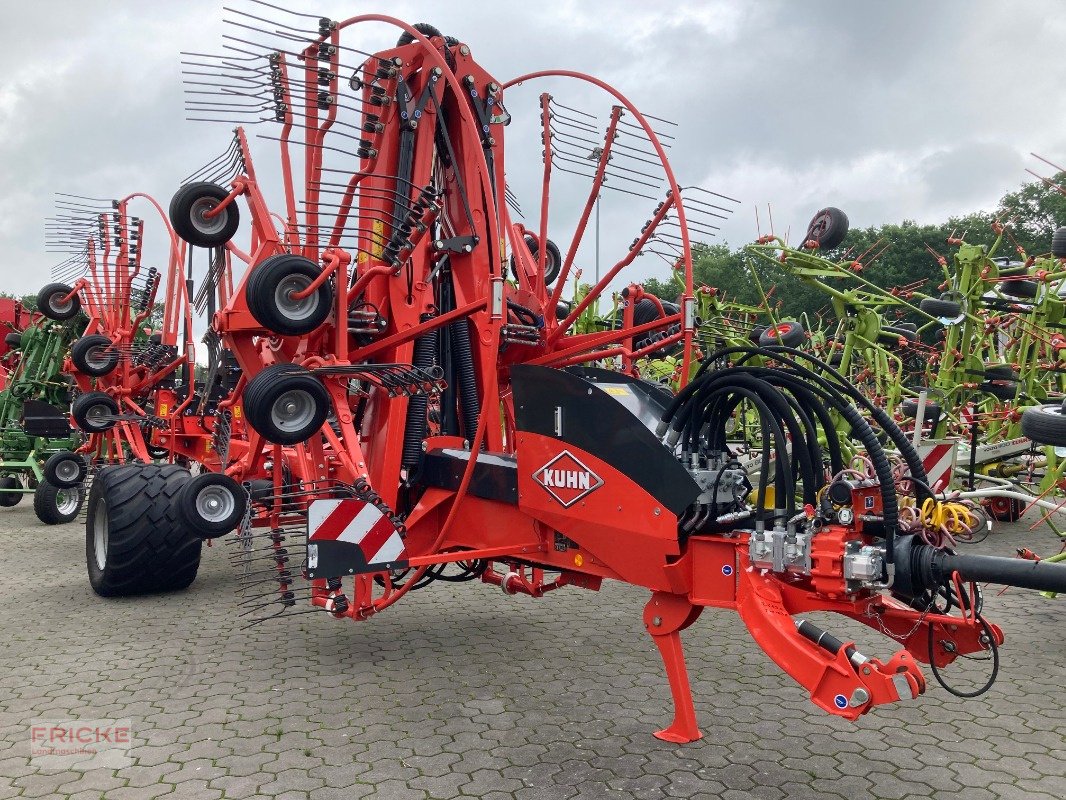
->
631, 298, 656, 326
33, 480, 83, 525
246, 254, 333, 336
1021, 403, 1066, 447
804, 207, 849, 250
1052, 226, 1066, 259
169, 182, 240, 248
247, 475, 302, 511
979, 381, 1018, 402
43, 451, 87, 488
629, 298, 681, 353
146, 443, 170, 460
71, 335, 119, 376
36, 283, 81, 321
4, 332, 21, 349
243, 364, 331, 445
995, 259, 1028, 277
998, 278, 1039, 299
0, 476, 21, 507
919, 296, 963, 318
878, 324, 919, 345
71, 392, 120, 433
749, 324, 768, 343
631, 298, 679, 327
247, 479, 275, 504
901, 398, 942, 420
759, 320, 807, 348
86, 464, 200, 597
175, 473, 247, 540
396, 22, 443, 46
983, 363, 1015, 381
509, 236, 563, 286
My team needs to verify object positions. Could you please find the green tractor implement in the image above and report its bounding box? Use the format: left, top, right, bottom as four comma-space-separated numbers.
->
0, 303, 84, 523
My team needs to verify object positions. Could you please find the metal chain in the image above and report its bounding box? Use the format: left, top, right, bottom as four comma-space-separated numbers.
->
864, 600, 935, 643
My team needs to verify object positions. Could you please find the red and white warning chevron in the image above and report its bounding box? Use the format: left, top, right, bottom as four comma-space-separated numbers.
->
308, 498, 406, 573
919, 441, 957, 493
959, 403, 975, 428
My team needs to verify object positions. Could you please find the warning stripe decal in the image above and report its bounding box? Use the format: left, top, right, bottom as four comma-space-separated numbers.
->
310, 500, 358, 542
920, 443, 956, 492
308, 499, 405, 566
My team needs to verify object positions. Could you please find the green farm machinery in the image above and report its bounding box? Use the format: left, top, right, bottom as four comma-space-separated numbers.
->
0, 303, 84, 524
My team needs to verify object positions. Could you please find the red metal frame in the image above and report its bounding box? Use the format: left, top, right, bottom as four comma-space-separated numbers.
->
168, 16, 1004, 742
63, 193, 245, 469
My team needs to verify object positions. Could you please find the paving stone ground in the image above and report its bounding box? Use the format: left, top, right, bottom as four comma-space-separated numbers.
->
0, 504, 1064, 799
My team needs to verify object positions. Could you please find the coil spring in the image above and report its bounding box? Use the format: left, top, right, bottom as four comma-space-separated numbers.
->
131, 269, 159, 312
353, 477, 406, 537
449, 318, 480, 441
401, 321, 438, 469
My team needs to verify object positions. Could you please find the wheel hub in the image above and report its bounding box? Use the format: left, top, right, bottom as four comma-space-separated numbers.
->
195, 485, 235, 523
56, 460, 79, 483
276, 275, 319, 321
190, 196, 226, 235
86, 404, 110, 427
49, 292, 72, 313
93, 502, 109, 571
86, 345, 110, 368
57, 487, 81, 516
271, 389, 315, 433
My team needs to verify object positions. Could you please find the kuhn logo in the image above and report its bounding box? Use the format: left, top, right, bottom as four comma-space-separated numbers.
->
533, 450, 604, 507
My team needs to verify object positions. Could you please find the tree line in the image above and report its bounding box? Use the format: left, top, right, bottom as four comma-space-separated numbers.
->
644, 172, 1066, 318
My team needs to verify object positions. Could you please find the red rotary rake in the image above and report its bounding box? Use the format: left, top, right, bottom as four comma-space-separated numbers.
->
41, 193, 246, 537
85, 3, 1066, 742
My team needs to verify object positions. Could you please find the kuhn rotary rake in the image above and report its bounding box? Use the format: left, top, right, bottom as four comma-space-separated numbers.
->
83, 4, 1066, 741
42, 192, 245, 497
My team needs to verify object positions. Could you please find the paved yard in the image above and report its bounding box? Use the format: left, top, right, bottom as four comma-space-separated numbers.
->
0, 505, 1064, 799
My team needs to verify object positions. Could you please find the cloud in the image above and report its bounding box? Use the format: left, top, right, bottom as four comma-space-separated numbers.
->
0, 0, 1063, 298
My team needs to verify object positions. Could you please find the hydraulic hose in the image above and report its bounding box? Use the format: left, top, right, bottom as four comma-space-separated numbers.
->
763, 374, 843, 477
695, 377, 817, 509
747, 345, 933, 502
677, 365, 857, 509
663, 347, 906, 559
699, 383, 794, 519
690, 345, 929, 492
434, 263, 459, 437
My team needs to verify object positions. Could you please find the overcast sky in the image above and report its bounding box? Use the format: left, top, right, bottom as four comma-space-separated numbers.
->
2, 0, 1064, 296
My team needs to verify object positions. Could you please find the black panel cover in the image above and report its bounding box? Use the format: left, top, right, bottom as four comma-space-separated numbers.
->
420, 448, 518, 504
21, 400, 72, 438
511, 365, 698, 515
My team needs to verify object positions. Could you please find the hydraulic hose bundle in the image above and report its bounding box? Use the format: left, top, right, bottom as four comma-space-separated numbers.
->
657, 345, 926, 554
650, 344, 1066, 703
